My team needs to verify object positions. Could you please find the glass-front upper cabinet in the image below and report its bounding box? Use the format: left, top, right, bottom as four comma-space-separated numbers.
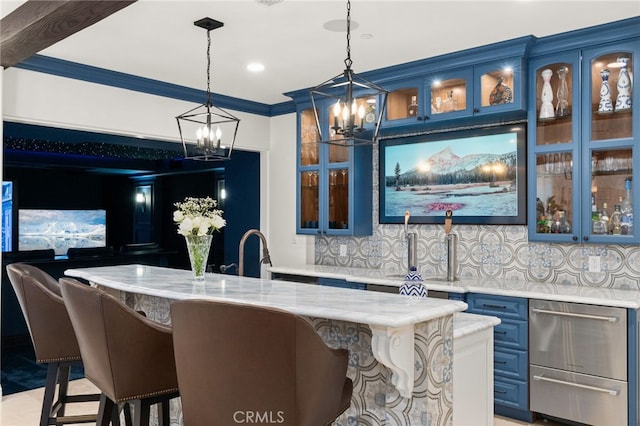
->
528, 40, 638, 244
424, 69, 473, 122
583, 42, 636, 244
382, 79, 421, 126
296, 102, 373, 236
528, 52, 581, 243
382, 59, 524, 126
474, 60, 525, 116
298, 107, 320, 232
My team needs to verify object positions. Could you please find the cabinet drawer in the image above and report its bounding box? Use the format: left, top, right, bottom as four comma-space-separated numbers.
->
467, 294, 528, 320
530, 365, 627, 426
494, 347, 528, 380
494, 376, 528, 410
318, 277, 366, 290
494, 319, 528, 350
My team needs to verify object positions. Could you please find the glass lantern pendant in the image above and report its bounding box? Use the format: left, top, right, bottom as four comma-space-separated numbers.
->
176, 18, 240, 161
309, 0, 388, 147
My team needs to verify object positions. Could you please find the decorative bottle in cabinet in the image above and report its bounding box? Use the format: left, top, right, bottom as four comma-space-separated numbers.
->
621, 177, 633, 235
615, 57, 632, 112
408, 96, 418, 117
556, 66, 570, 118
610, 204, 623, 235
539, 69, 555, 120
598, 68, 614, 114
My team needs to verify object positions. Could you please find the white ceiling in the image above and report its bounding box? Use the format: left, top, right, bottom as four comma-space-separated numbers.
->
2, 0, 639, 105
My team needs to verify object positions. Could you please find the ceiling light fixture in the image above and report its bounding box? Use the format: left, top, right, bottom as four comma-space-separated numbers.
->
310, 0, 388, 147
256, 0, 283, 6
176, 18, 240, 161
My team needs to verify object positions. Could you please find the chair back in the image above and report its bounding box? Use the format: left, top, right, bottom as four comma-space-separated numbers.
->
5, 263, 81, 363
170, 299, 351, 426
60, 277, 178, 403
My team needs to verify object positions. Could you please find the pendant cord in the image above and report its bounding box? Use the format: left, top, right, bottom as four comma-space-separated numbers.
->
206, 29, 212, 108
344, 0, 352, 70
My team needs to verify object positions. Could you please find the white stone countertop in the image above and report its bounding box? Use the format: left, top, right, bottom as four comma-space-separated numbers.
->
268, 264, 640, 309
64, 264, 467, 329
453, 312, 501, 339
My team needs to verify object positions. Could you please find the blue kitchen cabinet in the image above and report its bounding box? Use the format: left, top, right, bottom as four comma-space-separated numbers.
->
379, 37, 531, 129
318, 277, 366, 290
527, 19, 639, 244
295, 102, 373, 236
466, 293, 532, 422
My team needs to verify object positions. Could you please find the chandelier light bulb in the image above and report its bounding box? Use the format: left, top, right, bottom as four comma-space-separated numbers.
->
342, 104, 350, 122
333, 101, 341, 117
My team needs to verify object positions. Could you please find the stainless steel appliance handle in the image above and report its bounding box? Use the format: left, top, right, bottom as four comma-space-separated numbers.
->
533, 375, 620, 396
530, 308, 619, 323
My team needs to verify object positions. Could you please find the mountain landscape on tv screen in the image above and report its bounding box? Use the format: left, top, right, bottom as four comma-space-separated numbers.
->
18, 209, 106, 256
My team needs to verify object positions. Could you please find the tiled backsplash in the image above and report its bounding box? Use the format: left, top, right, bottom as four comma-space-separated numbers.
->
315, 147, 640, 291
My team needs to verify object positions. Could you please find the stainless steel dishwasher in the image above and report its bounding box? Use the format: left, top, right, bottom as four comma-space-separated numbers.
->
529, 299, 627, 426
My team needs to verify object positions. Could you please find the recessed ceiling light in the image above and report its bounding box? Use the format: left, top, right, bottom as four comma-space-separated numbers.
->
255, 0, 283, 6
247, 62, 265, 72
361, 33, 373, 40
323, 19, 359, 32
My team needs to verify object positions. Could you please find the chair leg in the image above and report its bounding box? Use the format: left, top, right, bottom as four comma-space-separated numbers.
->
157, 399, 170, 426
55, 363, 72, 417
39, 363, 58, 426
132, 399, 151, 426
121, 402, 133, 426
97, 394, 117, 426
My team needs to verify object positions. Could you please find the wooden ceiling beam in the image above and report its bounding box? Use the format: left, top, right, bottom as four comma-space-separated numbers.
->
1, 0, 136, 69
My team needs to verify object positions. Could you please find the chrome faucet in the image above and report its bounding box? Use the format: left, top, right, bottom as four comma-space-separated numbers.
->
404, 211, 417, 272
238, 229, 272, 277
444, 210, 458, 281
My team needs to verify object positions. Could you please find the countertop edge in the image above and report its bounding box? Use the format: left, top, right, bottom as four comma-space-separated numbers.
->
268, 265, 640, 309
453, 312, 501, 339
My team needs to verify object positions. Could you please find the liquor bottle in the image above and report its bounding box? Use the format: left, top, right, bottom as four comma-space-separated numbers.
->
558, 210, 571, 233
592, 203, 601, 234
610, 204, 622, 235
551, 210, 571, 233
621, 177, 633, 235
599, 203, 610, 234
408, 96, 418, 117
442, 90, 457, 112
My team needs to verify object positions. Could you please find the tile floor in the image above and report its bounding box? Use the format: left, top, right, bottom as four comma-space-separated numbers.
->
0, 378, 566, 426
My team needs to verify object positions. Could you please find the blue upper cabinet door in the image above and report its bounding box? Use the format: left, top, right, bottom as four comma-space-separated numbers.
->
473, 58, 525, 116
297, 104, 322, 235
423, 68, 474, 123
582, 39, 639, 245
380, 78, 422, 127
527, 52, 582, 244
295, 99, 373, 237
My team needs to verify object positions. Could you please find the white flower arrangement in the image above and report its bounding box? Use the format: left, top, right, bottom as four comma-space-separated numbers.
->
173, 196, 226, 236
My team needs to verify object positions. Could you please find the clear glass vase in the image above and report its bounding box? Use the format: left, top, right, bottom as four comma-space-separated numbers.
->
184, 234, 213, 283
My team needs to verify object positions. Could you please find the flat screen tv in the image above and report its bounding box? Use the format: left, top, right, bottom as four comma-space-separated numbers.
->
18, 209, 107, 256
379, 124, 527, 225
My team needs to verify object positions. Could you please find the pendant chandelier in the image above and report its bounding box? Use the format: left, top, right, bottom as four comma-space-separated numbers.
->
176, 18, 240, 161
309, 0, 388, 147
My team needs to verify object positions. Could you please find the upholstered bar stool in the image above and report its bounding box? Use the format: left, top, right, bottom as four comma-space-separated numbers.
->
170, 299, 353, 426
59, 277, 179, 426
5, 263, 101, 426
